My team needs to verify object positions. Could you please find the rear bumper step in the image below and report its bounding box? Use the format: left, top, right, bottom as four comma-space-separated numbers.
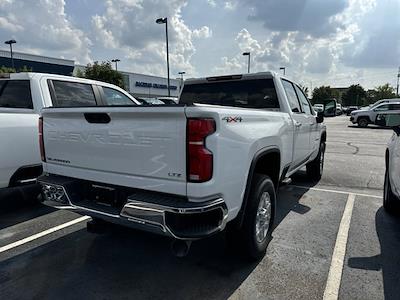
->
38, 174, 228, 240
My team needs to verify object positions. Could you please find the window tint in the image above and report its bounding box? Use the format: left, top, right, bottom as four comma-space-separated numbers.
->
102, 87, 136, 106
282, 80, 301, 113
389, 104, 400, 110
374, 104, 389, 111
0, 80, 32, 109
294, 85, 312, 115
180, 79, 280, 110
52, 80, 96, 107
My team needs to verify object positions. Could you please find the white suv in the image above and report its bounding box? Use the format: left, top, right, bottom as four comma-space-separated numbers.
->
350, 102, 400, 127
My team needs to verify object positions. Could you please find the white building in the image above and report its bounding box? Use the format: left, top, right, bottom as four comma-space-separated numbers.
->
121, 71, 181, 98
74, 65, 182, 98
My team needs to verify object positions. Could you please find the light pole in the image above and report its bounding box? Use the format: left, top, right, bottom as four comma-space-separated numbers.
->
280, 67, 286, 75
156, 17, 170, 96
111, 59, 120, 71
178, 71, 185, 91
5, 39, 16, 70
242, 52, 250, 73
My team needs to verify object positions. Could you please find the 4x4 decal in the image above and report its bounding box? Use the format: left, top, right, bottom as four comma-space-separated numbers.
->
222, 116, 243, 123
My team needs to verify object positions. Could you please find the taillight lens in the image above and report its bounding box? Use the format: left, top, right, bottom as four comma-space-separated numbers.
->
187, 118, 216, 182
39, 117, 46, 162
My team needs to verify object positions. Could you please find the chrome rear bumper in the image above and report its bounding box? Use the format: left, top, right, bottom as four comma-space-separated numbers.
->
38, 174, 228, 240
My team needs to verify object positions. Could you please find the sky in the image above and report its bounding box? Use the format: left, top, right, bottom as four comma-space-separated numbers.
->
0, 0, 399, 91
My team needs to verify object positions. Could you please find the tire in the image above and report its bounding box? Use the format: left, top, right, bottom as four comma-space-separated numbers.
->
383, 165, 399, 214
306, 142, 325, 181
227, 174, 276, 260
357, 118, 369, 128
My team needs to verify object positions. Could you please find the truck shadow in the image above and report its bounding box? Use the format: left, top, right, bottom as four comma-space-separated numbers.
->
347, 208, 400, 300
0, 185, 313, 299
0, 186, 55, 230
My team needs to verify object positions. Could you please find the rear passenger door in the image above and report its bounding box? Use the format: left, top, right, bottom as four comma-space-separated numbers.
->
294, 85, 318, 154
281, 80, 311, 169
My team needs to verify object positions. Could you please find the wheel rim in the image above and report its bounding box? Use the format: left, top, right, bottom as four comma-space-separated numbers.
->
255, 191, 272, 243
360, 119, 367, 127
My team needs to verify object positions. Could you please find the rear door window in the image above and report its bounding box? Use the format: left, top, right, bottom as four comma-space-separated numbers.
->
0, 80, 33, 109
389, 104, 400, 110
101, 86, 136, 106
180, 79, 280, 110
51, 80, 97, 107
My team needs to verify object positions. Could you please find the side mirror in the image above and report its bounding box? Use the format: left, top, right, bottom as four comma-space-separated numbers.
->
376, 113, 400, 135
316, 111, 324, 123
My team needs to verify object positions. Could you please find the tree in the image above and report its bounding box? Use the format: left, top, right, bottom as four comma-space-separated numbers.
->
311, 86, 339, 105
341, 84, 367, 106
369, 84, 396, 102
0, 65, 32, 73
78, 61, 125, 88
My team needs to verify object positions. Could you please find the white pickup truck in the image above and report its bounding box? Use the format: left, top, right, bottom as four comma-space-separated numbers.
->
39, 72, 326, 259
0, 72, 138, 198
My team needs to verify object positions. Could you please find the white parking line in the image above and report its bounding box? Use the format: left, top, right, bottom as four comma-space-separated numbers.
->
0, 216, 90, 254
323, 193, 356, 300
291, 185, 382, 199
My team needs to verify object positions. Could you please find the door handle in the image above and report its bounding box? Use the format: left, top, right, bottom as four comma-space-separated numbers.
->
295, 121, 302, 127
84, 113, 111, 124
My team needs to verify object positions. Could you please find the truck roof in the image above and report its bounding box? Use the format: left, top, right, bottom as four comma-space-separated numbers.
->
185, 71, 282, 84
1, 72, 121, 88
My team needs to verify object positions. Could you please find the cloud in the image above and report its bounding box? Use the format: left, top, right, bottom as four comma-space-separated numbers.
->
193, 26, 212, 39
0, 0, 92, 63
341, 0, 400, 68
91, 0, 211, 75
243, 0, 349, 37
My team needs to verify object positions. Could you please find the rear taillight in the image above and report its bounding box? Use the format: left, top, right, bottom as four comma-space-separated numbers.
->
187, 118, 216, 182
39, 117, 46, 162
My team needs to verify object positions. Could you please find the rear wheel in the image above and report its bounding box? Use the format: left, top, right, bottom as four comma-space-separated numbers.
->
227, 174, 275, 260
357, 118, 369, 128
383, 165, 399, 214
306, 142, 325, 181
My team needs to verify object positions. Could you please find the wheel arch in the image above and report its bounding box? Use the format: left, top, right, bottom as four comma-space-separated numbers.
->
234, 148, 281, 227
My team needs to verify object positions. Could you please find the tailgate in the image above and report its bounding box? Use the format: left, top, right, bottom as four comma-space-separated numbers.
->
41, 106, 187, 195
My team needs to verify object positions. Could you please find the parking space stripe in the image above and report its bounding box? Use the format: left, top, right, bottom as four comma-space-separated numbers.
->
291, 185, 381, 199
323, 193, 356, 300
0, 216, 90, 254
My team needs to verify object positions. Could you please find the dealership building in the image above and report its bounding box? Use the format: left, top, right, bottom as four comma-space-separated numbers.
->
0, 50, 182, 98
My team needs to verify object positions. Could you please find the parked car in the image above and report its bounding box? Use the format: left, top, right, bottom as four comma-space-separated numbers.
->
336, 103, 343, 116
38, 71, 326, 259
376, 113, 400, 213
158, 97, 178, 105
346, 106, 359, 116
350, 102, 400, 127
0, 72, 138, 198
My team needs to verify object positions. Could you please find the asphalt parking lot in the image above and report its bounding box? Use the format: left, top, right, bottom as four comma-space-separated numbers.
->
1, 116, 399, 300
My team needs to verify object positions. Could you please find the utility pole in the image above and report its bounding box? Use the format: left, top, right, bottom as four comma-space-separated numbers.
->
397, 67, 400, 96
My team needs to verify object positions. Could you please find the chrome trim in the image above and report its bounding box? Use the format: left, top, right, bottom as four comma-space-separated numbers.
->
121, 197, 228, 240
38, 178, 228, 240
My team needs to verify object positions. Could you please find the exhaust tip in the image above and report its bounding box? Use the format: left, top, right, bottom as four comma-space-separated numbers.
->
171, 240, 192, 258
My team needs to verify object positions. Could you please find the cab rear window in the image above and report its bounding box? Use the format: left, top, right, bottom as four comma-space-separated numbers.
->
51, 80, 97, 107
180, 79, 279, 110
